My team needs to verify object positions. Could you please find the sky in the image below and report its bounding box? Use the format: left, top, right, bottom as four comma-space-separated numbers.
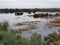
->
0, 0, 60, 8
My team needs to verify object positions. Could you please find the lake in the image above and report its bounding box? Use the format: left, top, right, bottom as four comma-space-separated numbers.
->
0, 12, 60, 38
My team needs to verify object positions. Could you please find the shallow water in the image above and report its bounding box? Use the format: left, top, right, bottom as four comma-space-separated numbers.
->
0, 12, 60, 38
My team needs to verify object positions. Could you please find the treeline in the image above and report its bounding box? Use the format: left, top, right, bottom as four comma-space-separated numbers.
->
0, 8, 60, 13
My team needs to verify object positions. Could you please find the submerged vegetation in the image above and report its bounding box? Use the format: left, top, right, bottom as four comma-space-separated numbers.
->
0, 22, 60, 45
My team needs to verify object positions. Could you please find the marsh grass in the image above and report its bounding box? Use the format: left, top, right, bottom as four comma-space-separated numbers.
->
0, 22, 8, 31
46, 19, 60, 28
0, 21, 60, 45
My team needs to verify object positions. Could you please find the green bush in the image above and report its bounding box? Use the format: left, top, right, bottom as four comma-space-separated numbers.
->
0, 31, 23, 45
31, 33, 41, 45
0, 22, 8, 31
0, 31, 17, 45
0, 32, 42, 45
44, 32, 60, 45
0, 31, 60, 45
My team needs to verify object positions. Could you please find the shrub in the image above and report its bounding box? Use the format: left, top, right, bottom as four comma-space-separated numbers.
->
0, 22, 8, 31
44, 32, 60, 45
15, 12, 23, 16
28, 12, 31, 14
0, 31, 18, 45
33, 11, 36, 13
31, 33, 41, 45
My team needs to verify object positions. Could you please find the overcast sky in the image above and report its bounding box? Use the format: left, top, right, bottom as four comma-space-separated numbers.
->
0, 0, 60, 8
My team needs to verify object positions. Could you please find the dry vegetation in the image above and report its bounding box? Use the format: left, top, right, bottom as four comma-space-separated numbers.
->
46, 19, 60, 28
32, 13, 60, 18
10, 21, 40, 34
15, 21, 39, 26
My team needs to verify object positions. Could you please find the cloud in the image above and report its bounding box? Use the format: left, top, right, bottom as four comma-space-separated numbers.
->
0, 0, 60, 8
